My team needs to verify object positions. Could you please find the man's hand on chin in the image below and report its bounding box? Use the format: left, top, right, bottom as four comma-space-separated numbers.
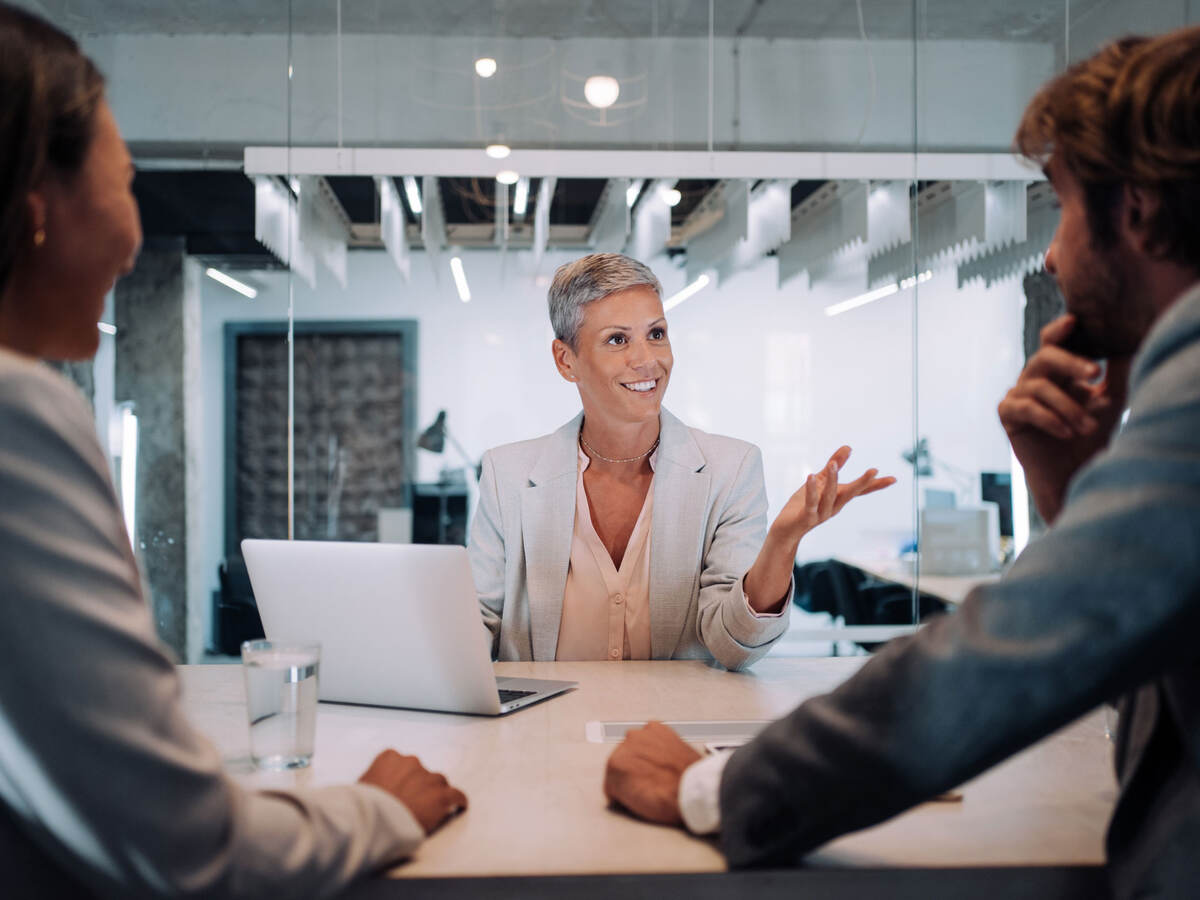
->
603, 721, 701, 826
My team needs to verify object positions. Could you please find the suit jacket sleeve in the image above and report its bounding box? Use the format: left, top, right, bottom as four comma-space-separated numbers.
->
0, 364, 425, 899
695, 444, 791, 671
718, 322, 1200, 867
468, 449, 506, 657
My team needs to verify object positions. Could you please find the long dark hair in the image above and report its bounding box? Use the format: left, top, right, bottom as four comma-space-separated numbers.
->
0, 2, 105, 297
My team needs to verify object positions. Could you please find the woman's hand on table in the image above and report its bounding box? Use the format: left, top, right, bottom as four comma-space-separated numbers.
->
359, 749, 468, 835
604, 722, 700, 826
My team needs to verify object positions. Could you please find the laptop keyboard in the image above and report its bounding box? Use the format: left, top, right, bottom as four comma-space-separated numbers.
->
498, 689, 537, 704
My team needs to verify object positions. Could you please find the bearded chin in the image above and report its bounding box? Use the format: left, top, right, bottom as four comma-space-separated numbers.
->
1063, 254, 1146, 359
1058, 317, 1108, 360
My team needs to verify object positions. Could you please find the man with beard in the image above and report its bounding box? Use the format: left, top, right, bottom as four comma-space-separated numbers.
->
603, 24, 1200, 899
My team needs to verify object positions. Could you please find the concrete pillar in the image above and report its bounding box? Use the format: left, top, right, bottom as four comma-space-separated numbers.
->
115, 240, 202, 660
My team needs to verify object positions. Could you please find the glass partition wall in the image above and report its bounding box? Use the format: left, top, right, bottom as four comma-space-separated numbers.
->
279, 0, 923, 654
26, 0, 1198, 661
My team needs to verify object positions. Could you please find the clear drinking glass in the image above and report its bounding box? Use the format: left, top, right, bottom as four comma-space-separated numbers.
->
241, 640, 321, 770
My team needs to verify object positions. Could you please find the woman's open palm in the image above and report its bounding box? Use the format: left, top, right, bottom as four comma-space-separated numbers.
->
773, 446, 895, 541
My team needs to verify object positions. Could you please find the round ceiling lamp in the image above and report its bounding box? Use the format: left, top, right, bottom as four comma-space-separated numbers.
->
661, 187, 682, 207
584, 75, 620, 109
495, 170, 520, 185
485, 143, 511, 159
475, 57, 497, 78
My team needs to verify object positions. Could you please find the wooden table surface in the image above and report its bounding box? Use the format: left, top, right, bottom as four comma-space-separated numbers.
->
178, 658, 1115, 883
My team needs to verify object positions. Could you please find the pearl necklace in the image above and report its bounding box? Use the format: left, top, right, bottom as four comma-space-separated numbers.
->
579, 430, 660, 464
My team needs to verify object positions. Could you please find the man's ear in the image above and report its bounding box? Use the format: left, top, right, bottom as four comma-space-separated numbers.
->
552, 338, 576, 382
1120, 183, 1164, 257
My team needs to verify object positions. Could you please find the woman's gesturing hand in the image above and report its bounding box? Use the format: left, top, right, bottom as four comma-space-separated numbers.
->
743, 447, 894, 614
772, 446, 895, 543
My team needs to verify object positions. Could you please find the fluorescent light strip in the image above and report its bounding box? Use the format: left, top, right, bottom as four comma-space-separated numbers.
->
450, 256, 471, 302
824, 270, 932, 317
97, 322, 117, 335
512, 177, 529, 216
205, 267, 257, 299
402, 176, 422, 214
663, 274, 710, 312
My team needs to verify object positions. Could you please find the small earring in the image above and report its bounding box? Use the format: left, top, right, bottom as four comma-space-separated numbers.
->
33, 228, 46, 247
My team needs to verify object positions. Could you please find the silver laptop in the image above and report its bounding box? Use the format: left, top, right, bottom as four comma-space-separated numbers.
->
241, 539, 576, 715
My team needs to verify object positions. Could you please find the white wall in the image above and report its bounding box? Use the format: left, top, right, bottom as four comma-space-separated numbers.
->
197, 246, 1025, 642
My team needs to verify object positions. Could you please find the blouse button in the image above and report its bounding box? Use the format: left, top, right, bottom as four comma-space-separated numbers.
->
609, 648, 620, 659
614, 593, 624, 605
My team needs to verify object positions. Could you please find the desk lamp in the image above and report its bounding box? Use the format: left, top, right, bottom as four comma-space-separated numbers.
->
417, 410, 482, 482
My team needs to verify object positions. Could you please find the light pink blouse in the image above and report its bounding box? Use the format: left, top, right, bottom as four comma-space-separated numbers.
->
556, 446, 656, 660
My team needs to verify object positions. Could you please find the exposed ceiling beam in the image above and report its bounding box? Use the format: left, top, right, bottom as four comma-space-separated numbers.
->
348, 222, 591, 251
245, 148, 1043, 183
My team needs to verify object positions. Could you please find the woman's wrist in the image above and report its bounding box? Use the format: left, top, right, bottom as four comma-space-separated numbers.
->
744, 527, 801, 613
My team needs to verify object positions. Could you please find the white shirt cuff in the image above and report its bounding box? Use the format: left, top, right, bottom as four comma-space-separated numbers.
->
678, 751, 732, 835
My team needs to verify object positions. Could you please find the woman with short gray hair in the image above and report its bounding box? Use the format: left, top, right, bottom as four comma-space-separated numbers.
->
469, 252, 893, 669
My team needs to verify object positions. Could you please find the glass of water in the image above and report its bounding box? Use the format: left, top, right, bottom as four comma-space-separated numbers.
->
241, 640, 321, 770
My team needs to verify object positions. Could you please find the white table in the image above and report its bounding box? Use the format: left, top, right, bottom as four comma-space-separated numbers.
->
179, 659, 1116, 898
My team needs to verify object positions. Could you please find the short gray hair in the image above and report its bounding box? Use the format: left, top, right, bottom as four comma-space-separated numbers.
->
547, 253, 663, 348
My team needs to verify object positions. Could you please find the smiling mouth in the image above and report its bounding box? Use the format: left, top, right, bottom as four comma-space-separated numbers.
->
621, 379, 658, 393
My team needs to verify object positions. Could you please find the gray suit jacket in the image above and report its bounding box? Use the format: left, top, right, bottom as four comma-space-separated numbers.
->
468, 408, 791, 670
719, 282, 1200, 899
0, 349, 425, 899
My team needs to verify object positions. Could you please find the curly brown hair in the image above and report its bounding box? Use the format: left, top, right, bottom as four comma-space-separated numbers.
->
1015, 25, 1200, 270
0, 3, 105, 299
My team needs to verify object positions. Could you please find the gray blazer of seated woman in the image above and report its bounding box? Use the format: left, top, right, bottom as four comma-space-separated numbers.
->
469, 253, 894, 670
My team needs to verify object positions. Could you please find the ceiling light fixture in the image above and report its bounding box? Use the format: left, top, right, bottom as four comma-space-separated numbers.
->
401, 176, 423, 215
663, 273, 710, 312
661, 187, 682, 207
475, 57, 497, 78
97, 321, 117, 335
450, 256, 471, 303
485, 143, 511, 160
824, 270, 932, 317
625, 179, 645, 207
205, 267, 257, 299
495, 169, 519, 185
584, 74, 621, 109
512, 177, 529, 216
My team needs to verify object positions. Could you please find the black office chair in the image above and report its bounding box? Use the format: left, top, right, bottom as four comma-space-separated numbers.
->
794, 559, 948, 652
213, 554, 265, 656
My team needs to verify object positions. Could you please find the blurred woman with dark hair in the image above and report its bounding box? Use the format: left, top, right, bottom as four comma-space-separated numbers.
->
0, 5, 465, 897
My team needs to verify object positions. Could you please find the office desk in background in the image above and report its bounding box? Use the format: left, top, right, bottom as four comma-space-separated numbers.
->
179, 660, 1115, 899
837, 555, 1002, 606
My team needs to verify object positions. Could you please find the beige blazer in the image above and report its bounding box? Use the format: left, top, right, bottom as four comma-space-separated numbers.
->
469, 408, 791, 670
